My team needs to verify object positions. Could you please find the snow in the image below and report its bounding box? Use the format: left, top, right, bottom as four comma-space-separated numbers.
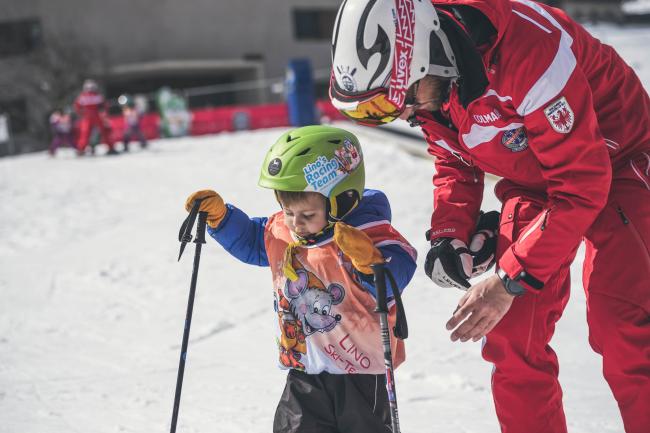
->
2, 22, 649, 433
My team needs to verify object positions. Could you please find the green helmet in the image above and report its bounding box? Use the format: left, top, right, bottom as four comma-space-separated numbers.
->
259, 125, 365, 219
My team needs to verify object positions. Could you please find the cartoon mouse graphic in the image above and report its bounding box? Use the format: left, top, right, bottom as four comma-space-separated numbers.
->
275, 257, 345, 369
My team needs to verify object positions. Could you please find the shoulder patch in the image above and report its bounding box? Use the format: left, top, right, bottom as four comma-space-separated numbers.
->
501, 127, 528, 152
544, 96, 574, 134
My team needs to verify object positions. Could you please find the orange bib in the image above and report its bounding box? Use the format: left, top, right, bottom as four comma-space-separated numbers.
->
265, 212, 405, 374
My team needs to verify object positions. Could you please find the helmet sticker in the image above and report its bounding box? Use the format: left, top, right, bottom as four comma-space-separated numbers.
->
388, 0, 415, 107
302, 140, 361, 195
334, 138, 362, 173
268, 158, 283, 176
303, 156, 341, 194
336, 66, 358, 92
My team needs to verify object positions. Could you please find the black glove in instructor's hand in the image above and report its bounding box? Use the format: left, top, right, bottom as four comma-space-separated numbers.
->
469, 210, 500, 277
424, 237, 473, 290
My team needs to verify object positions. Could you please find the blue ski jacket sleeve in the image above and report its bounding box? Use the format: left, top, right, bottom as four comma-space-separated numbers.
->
206, 204, 269, 266
205, 190, 417, 297
342, 189, 417, 299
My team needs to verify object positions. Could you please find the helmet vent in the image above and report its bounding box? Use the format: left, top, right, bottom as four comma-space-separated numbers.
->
287, 135, 300, 142
296, 148, 310, 156
328, 139, 341, 144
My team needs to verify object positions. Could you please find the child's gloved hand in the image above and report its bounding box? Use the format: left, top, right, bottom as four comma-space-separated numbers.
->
334, 222, 384, 274
184, 190, 227, 228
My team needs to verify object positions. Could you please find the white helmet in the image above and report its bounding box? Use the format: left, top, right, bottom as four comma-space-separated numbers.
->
330, 0, 459, 124
83, 79, 98, 92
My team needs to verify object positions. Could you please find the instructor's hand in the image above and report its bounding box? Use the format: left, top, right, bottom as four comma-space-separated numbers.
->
424, 237, 472, 290
445, 274, 514, 342
334, 222, 384, 274
184, 190, 227, 228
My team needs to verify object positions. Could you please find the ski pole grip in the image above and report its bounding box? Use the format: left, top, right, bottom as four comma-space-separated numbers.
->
179, 199, 203, 242
371, 262, 388, 314
195, 211, 208, 244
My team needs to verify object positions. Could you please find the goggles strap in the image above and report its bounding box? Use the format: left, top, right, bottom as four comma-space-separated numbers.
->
388, 0, 416, 109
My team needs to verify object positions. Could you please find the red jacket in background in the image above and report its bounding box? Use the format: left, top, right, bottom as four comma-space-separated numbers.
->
74, 90, 107, 120
74, 90, 114, 151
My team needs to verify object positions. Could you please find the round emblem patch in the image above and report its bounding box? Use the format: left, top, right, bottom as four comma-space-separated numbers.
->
336, 66, 358, 92
268, 158, 282, 176
501, 127, 528, 152
341, 74, 356, 92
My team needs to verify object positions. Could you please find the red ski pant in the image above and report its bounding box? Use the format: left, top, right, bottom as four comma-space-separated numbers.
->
77, 116, 113, 151
485, 155, 650, 433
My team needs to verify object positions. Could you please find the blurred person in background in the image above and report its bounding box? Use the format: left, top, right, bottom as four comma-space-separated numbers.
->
329, 1, 650, 432
118, 94, 147, 152
74, 79, 118, 156
48, 107, 76, 156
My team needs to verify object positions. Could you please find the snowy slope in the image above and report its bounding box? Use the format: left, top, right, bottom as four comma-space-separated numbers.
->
0, 125, 624, 433
3, 22, 649, 433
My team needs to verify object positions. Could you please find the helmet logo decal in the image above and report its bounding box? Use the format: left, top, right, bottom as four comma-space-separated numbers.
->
302, 141, 361, 196
336, 66, 358, 92
356, 0, 391, 89
268, 158, 283, 176
388, 0, 415, 107
334, 139, 362, 173
303, 156, 341, 194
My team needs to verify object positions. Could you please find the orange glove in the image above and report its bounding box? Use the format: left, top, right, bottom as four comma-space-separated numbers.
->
334, 222, 384, 274
184, 190, 227, 228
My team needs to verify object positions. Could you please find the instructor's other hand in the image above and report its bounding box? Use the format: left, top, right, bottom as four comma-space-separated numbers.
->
184, 190, 226, 228
445, 274, 514, 342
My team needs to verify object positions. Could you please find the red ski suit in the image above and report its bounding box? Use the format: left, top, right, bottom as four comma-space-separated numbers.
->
74, 90, 114, 151
418, 1, 650, 432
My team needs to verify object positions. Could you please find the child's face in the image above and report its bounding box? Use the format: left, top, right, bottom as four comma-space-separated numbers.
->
281, 194, 328, 237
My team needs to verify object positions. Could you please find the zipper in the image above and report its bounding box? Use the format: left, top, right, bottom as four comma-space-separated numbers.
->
540, 208, 551, 231
616, 206, 629, 225
617, 205, 650, 264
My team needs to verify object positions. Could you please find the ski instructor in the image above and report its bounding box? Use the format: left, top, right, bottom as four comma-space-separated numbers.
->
329, 0, 650, 432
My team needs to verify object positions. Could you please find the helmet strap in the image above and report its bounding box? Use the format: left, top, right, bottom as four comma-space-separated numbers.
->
327, 190, 360, 221
436, 9, 489, 107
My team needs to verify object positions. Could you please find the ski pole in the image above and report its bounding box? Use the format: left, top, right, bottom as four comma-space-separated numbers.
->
170, 200, 208, 433
371, 262, 407, 433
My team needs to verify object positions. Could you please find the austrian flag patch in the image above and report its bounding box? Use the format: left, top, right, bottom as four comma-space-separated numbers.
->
544, 97, 574, 134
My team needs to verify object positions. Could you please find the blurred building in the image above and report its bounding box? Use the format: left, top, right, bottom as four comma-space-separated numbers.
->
0, 0, 638, 154
0, 0, 341, 153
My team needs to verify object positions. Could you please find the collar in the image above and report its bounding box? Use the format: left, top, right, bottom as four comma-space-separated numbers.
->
283, 223, 335, 282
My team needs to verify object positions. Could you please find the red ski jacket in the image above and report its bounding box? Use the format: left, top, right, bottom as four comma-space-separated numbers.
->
418, 0, 650, 290
74, 91, 107, 120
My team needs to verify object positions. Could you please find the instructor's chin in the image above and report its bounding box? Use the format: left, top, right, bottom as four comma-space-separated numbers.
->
398, 109, 415, 121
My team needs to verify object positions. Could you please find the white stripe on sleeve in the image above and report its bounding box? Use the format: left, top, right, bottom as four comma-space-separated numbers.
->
462, 123, 524, 149
514, 0, 576, 116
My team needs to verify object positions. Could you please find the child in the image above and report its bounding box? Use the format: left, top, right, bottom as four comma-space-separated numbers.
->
118, 94, 147, 151
184, 125, 417, 433
48, 108, 76, 156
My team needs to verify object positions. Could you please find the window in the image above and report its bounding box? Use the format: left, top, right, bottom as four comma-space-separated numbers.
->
0, 18, 42, 57
0, 99, 28, 134
292, 9, 338, 41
